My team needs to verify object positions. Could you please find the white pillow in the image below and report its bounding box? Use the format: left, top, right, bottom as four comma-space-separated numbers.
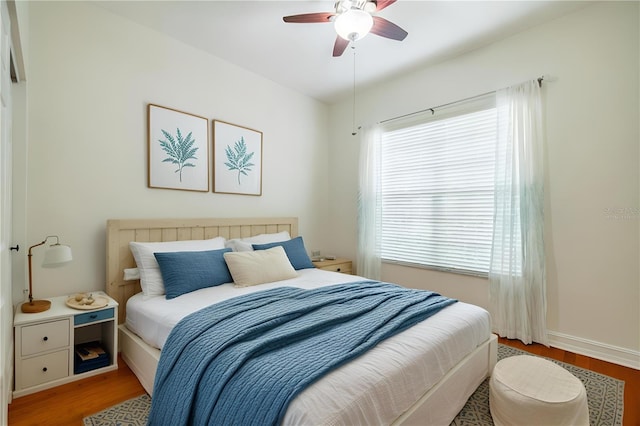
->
123, 268, 140, 281
224, 231, 291, 252
224, 246, 297, 287
129, 237, 226, 297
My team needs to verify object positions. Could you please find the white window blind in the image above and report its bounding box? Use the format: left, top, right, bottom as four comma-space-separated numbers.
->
379, 95, 497, 276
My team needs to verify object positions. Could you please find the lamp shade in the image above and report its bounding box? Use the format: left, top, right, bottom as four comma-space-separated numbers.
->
334, 9, 373, 41
42, 243, 73, 267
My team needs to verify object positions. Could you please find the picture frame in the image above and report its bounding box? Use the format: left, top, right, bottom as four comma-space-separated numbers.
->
213, 120, 263, 196
148, 104, 209, 192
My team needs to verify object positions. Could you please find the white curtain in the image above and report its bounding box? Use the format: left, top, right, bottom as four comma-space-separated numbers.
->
357, 124, 382, 280
489, 80, 547, 346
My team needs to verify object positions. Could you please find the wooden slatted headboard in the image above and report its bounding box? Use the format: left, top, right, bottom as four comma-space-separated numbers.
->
106, 217, 299, 323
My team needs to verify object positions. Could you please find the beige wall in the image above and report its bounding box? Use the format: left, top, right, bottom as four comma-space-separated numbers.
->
328, 1, 639, 367
13, 2, 331, 303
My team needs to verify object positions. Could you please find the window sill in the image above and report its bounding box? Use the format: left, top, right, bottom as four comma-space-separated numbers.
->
381, 259, 489, 279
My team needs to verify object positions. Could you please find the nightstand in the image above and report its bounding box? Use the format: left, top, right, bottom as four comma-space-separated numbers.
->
312, 258, 352, 274
13, 292, 118, 397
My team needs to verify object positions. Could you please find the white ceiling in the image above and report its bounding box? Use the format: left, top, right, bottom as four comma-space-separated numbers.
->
95, 1, 590, 104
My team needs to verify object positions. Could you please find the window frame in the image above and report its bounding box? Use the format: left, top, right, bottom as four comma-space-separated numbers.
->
378, 94, 497, 278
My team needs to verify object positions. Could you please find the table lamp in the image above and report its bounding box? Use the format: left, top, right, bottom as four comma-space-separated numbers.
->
22, 235, 73, 313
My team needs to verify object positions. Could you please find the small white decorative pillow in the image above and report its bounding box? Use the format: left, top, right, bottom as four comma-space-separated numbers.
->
129, 237, 226, 297
123, 268, 140, 281
224, 246, 297, 287
225, 231, 291, 252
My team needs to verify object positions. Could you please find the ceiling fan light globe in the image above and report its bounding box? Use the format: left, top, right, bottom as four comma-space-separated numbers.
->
334, 9, 373, 41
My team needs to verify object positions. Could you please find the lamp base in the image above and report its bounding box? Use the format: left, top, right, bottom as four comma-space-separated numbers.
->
21, 299, 51, 313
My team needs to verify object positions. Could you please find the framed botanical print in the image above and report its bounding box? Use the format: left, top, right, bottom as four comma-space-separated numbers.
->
213, 120, 263, 196
148, 104, 209, 192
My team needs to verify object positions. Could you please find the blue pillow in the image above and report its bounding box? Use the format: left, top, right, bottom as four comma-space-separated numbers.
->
252, 236, 314, 270
154, 248, 233, 299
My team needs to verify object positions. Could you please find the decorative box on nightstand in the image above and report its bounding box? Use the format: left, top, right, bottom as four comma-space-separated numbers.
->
13, 292, 118, 397
312, 258, 352, 274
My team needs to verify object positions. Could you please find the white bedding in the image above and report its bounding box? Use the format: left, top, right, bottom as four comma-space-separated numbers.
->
126, 269, 491, 425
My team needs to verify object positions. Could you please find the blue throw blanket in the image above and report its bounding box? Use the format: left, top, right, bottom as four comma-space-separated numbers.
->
147, 281, 457, 426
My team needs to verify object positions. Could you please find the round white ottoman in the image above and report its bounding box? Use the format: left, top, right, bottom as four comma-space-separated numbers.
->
489, 355, 589, 426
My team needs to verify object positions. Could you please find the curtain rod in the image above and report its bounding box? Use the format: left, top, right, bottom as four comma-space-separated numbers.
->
379, 75, 546, 125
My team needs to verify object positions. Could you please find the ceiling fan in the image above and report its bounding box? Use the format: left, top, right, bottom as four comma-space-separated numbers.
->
283, 0, 408, 57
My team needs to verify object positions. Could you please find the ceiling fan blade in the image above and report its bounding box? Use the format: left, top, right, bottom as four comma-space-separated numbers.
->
333, 36, 350, 57
371, 16, 408, 41
374, 0, 397, 12
283, 12, 335, 23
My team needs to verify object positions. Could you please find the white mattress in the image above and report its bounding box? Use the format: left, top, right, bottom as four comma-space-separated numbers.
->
126, 269, 491, 425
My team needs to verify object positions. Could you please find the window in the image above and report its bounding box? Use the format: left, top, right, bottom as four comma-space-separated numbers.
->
379, 95, 497, 276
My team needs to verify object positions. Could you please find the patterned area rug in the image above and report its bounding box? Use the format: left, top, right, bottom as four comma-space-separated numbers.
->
83, 394, 151, 426
83, 345, 624, 426
451, 345, 624, 426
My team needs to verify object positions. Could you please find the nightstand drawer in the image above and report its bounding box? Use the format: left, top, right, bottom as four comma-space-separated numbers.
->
21, 319, 70, 356
320, 262, 352, 274
74, 308, 114, 326
20, 349, 69, 388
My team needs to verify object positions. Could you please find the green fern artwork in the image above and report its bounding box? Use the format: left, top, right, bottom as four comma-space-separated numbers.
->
224, 137, 255, 185
158, 128, 199, 182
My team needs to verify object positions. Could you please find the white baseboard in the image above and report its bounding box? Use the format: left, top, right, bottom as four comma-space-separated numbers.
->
548, 330, 640, 370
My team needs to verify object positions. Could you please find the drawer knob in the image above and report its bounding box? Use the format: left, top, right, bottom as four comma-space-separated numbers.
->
90, 314, 97, 319
42, 336, 48, 341
42, 367, 47, 372
337, 268, 341, 272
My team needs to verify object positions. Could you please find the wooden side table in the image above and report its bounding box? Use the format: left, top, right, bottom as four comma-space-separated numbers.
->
312, 258, 352, 274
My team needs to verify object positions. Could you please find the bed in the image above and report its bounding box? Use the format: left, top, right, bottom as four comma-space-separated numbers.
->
106, 217, 497, 425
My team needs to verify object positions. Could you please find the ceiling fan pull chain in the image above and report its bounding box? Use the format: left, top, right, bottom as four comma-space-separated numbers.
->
352, 45, 358, 136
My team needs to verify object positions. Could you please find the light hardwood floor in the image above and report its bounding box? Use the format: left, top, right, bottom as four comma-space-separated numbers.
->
8, 341, 640, 425
8, 355, 145, 426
